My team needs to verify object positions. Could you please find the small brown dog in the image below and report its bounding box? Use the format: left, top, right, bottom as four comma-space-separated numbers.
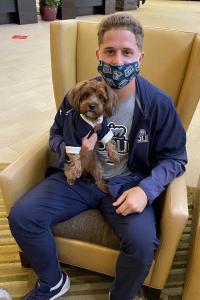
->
63, 79, 120, 192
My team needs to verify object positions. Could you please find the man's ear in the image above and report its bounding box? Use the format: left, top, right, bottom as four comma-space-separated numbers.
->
139, 52, 144, 62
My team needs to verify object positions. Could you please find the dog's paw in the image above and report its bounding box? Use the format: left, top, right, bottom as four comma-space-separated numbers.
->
67, 178, 75, 185
75, 166, 82, 178
65, 167, 81, 185
64, 164, 78, 185
109, 150, 120, 163
106, 141, 120, 163
74, 158, 82, 178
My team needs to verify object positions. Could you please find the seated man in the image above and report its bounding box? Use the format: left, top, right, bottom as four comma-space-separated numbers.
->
8, 13, 187, 300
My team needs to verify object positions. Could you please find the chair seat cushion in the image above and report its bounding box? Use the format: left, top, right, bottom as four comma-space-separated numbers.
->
52, 209, 120, 249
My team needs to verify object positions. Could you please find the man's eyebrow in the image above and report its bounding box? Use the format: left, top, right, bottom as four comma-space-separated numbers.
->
102, 47, 114, 50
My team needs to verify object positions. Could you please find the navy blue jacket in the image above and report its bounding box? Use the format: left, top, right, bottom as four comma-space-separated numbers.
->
49, 76, 187, 204
63, 109, 113, 155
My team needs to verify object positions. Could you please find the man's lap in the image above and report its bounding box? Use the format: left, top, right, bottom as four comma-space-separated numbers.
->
10, 170, 107, 226
11, 170, 159, 249
100, 194, 159, 248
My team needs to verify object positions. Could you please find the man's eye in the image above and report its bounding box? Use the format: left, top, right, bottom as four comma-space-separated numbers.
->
106, 50, 114, 56
123, 50, 133, 56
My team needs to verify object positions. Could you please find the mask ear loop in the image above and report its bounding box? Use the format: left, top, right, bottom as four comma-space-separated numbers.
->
137, 53, 141, 62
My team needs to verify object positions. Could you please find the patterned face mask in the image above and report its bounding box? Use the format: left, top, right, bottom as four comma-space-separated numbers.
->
97, 56, 140, 89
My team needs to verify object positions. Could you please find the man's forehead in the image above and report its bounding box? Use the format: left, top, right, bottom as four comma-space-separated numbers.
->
101, 28, 137, 47
102, 27, 136, 37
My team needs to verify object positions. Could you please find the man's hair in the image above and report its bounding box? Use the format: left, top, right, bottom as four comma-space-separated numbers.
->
97, 13, 144, 51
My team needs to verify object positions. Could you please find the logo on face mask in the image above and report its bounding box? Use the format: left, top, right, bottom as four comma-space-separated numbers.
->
97, 58, 140, 89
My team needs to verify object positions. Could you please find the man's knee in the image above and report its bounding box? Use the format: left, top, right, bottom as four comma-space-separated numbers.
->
8, 198, 37, 233
121, 230, 158, 266
9, 201, 23, 225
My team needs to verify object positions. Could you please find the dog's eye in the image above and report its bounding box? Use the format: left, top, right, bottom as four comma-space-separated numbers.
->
99, 95, 106, 103
82, 92, 89, 98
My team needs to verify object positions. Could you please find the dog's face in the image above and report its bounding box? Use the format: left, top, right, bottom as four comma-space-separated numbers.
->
67, 80, 118, 120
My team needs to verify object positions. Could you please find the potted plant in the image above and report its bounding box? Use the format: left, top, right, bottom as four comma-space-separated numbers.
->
39, 0, 60, 21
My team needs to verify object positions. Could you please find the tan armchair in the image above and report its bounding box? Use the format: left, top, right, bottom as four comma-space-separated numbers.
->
183, 176, 200, 300
1, 20, 200, 299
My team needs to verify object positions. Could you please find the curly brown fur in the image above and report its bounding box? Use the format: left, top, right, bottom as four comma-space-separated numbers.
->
105, 140, 120, 163
67, 79, 118, 119
64, 153, 82, 185
64, 79, 120, 192
80, 149, 108, 193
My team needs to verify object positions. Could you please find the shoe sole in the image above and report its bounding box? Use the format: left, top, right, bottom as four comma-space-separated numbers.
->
49, 276, 70, 300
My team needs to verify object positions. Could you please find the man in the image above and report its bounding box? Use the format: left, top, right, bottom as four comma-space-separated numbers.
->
8, 13, 187, 300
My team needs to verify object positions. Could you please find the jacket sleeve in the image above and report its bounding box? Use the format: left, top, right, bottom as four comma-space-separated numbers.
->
97, 117, 114, 145
49, 96, 71, 162
138, 95, 187, 205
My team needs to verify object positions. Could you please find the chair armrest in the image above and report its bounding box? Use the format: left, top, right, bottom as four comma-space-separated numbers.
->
183, 176, 200, 300
149, 173, 188, 288
177, 34, 200, 131
0, 131, 49, 214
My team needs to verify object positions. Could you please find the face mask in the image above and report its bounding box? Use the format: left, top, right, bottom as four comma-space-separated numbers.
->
97, 56, 140, 89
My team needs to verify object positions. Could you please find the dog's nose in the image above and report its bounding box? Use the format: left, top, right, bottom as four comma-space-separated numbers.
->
89, 103, 96, 110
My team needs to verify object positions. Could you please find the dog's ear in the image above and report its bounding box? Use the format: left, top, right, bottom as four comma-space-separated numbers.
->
104, 83, 118, 117
67, 80, 89, 112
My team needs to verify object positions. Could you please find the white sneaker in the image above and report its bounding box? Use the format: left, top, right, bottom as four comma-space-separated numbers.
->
22, 272, 70, 300
0, 289, 12, 300
108, 290, 110, 300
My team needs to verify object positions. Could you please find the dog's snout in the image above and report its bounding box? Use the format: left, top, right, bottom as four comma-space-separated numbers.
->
89, 103, 96, 110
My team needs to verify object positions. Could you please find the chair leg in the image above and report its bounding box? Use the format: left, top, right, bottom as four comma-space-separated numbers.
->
142, 286, 161, 300
19, 251, 31, 268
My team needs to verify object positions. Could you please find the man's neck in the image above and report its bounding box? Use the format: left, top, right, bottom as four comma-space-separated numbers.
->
115, 79, 136, 102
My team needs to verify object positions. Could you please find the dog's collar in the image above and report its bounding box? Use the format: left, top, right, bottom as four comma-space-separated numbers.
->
80, 114, 103, 128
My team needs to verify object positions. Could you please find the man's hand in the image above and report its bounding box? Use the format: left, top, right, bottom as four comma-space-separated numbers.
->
113, 187, 148, 216
81, 132, 97, 155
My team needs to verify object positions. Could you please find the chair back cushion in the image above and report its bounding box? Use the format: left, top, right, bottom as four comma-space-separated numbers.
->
50, 19, 200, 129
